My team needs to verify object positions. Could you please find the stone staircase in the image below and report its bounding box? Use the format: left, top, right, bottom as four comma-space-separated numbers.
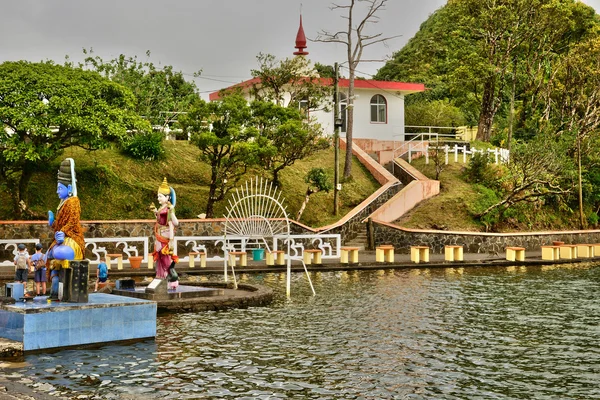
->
343, 227, 368, 250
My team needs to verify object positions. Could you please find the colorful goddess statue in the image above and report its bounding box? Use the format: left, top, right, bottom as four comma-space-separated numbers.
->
46, 158, 86, 298
150, 177, 179, 287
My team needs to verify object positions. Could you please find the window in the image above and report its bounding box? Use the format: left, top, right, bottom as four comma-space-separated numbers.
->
370, 95, 387, 123
299, 99, 309, 118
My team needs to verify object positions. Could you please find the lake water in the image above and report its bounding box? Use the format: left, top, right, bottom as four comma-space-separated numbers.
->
2, 263, 599, 399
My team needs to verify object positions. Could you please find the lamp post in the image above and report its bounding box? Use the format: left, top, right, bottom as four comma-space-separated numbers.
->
333, 62, 342, 216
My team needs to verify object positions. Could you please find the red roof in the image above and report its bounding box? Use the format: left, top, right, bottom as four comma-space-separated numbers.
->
209, 77, 425, 101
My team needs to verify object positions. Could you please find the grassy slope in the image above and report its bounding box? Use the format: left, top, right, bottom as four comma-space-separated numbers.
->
395, 158, 484, 231
397, 156, 581, 232
1, 141, 380, 227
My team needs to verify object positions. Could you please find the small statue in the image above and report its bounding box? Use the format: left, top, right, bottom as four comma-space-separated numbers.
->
46, 158, 86, 299
151, 177, 179, 289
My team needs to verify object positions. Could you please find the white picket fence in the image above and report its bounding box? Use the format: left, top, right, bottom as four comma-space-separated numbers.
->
408, 144, 510, 165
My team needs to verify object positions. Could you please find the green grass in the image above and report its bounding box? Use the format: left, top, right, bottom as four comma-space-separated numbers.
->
2, 141, 380, 227
398, 156, 581, 232
395, 157, 484, 231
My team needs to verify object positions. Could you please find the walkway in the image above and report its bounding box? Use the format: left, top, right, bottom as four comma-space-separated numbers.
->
1, 250, 596, 281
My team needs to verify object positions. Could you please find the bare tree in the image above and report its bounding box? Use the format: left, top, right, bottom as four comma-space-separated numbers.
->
314, 0, 400, 179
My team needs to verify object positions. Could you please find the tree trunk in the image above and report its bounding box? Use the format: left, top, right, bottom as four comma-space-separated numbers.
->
577, 137, 585, 229
344, 76, 355, 179
476, 78, 496, 142
344, 107, 354, 179
296, 187, 315, 221
206, 166, 219, 219
272, 167, 283, 187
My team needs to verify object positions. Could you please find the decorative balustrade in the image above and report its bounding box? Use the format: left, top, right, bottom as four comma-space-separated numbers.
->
2, 234, 340, 267
173, 233, 341, 263
0, 237, 149, 266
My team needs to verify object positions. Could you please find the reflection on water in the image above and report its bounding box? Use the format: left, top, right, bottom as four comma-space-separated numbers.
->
3, 263, 600, 399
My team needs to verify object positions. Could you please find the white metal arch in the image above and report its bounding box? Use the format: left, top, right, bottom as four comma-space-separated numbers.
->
224, 177, 314, 297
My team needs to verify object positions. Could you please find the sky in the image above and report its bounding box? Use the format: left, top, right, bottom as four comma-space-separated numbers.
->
2, 0, 599, 99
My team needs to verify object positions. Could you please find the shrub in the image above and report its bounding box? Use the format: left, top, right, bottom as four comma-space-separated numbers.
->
470, 184, 501, 231
122, 132, 166, 161
464, 152, 495, 184
588, 211, 599, 226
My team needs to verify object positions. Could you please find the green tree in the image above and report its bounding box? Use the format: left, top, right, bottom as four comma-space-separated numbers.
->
178, 94, 260, 218
405, 99, 466, 127
475, 136, 574, 221
377, 0, 598, 143
250, 53, 331, 111
251, 101, 330, 186
0, 61, 149, 217
314, 63, 336, 78
79, 50, 199, 128
544, 33, 600, 228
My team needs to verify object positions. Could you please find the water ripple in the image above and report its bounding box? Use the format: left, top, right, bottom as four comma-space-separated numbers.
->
4, 263, 600, 399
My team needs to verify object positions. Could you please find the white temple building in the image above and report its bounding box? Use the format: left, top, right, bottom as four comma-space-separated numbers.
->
209, 15, 425, 142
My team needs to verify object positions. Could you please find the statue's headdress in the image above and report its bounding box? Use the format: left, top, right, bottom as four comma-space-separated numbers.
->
158, 177, 170, 195
157, 177, 176, 207
57, 158, 77, 197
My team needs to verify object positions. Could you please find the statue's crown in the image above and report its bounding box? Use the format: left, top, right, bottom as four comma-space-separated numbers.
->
158, 177, 170, 195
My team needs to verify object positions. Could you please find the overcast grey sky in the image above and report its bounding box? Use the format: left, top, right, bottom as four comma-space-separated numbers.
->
1, 0, 599, 99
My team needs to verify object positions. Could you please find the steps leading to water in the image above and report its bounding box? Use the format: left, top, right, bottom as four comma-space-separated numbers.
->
344, 229, 368, 250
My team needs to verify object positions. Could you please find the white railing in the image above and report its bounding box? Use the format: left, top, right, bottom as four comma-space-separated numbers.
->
85, 237, 150, 263
394, 131, 458, 160
2, 234, 342, 268
273, 234, 342, 259
422, 144, 509, 165
0, 237, 149, 266
0, 239, 41, 266
174, 233, 342, 263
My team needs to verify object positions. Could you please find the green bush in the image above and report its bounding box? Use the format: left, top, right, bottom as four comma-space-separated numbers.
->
588, 212, 599, 226
122, 132, 166, 161
471, 184, 501, 230
464, 152, 495, 184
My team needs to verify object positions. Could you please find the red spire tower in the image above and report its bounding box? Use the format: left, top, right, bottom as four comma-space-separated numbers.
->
293, 15, 309, 56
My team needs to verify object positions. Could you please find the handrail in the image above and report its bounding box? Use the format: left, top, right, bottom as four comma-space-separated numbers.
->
393, 132, 460, 159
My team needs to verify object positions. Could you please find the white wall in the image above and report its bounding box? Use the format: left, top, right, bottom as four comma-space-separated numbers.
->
311, 88, 406, 141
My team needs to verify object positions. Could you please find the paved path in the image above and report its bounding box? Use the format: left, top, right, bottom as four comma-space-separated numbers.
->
1, 249, 597, 281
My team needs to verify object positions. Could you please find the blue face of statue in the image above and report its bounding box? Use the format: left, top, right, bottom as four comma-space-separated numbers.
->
57, 183, 71, 200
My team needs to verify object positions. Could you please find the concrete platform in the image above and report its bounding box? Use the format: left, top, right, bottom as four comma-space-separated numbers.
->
0, 293, 156, 351
113, 284, 224, 300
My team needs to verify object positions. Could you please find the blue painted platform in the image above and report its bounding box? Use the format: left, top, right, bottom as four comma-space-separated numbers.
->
0, 294, 156, 351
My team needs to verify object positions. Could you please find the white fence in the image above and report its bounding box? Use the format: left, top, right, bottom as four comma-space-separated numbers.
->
0, 237, 149, 267
1, 234, 341, 267
175, 233, 341, 263
409, 144, 509, 165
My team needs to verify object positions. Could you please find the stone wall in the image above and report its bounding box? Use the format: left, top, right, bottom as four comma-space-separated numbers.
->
372, 220, 600, 253
324, 183, 403, 243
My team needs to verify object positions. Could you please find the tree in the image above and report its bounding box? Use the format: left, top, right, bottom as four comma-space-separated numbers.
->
316, 0, 400, 179
251, 101, 330, 186
178, 94, 261, 218
250, 53, 331, 112
314, 63, 336, 78
296, 168, 333, 221
376, 0, 597, 143
405, 99, 466, 127
544, 33, 600, 228
79, 50, 199, 128
475, 136, 574, 221
0, 61, 149, 217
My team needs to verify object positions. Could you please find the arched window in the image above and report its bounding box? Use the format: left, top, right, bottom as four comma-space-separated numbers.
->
370, 94, 387, 123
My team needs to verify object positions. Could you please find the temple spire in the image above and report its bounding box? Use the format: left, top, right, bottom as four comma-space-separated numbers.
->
293, 14, 309, 56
